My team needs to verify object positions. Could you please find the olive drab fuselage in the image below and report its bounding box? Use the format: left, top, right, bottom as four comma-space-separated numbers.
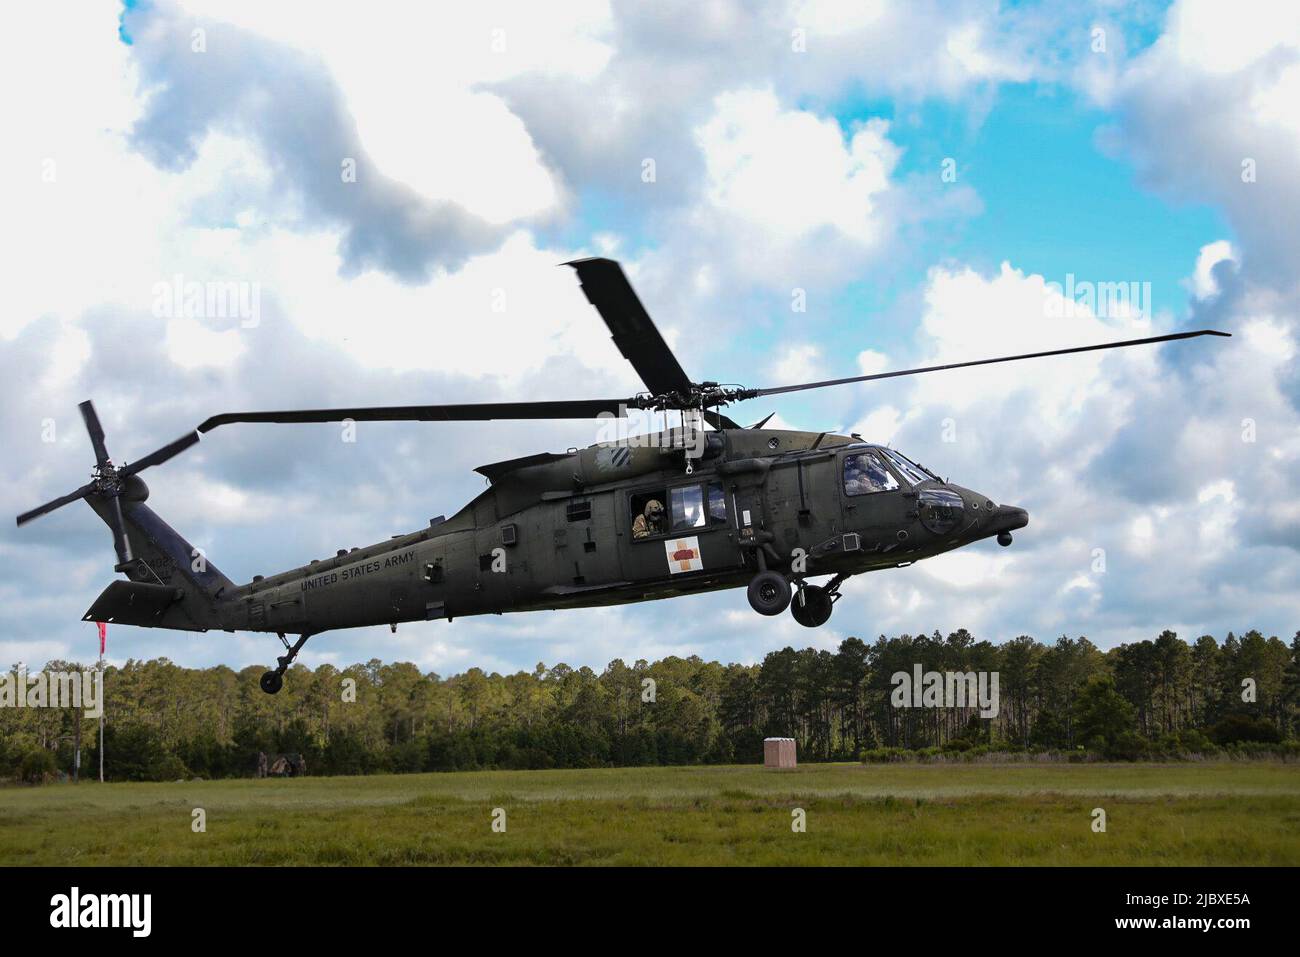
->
144, 426, 1025, 639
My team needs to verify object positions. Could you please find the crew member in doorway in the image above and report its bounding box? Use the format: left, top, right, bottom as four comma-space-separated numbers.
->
632, 499, 666, 539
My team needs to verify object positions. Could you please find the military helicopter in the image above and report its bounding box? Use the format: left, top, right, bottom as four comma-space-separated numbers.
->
17, 259, 1228, 693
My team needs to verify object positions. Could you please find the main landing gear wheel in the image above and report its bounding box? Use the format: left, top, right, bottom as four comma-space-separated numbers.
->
791, 584, 833, 628
259, 632, 316, 694
747, 570, 792, 616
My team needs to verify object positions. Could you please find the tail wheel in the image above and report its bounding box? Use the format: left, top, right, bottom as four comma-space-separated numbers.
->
747, 570, 792, 616
791, 585, 833, 627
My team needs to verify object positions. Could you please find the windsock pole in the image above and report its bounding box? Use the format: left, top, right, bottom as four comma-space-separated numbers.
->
97, 621, 106, 783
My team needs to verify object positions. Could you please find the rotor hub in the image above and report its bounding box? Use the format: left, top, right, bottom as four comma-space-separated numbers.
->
92, 462, 123, 496
640, 383, 756, 413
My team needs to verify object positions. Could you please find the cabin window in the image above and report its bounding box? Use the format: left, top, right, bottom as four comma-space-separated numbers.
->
843, 451, 900, 496
669, 481, 729, 530
707, 481, 727, 523
566, 500, 592, 522
630, 490, 668, 540
633, 482, 727, 539
670, 485, 705, 530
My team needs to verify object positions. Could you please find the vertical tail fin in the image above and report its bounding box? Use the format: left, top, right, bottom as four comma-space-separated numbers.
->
84, 490, 232, 631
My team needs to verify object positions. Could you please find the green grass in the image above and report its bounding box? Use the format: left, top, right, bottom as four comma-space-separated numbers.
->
2, 761, 1297, 865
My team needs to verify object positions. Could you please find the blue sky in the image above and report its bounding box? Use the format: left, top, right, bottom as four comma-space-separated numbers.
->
3, 0, 1297, 675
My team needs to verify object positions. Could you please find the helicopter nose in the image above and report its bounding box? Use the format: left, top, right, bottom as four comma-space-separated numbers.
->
991, 504, 1029, 533
987, 504, 1028, 546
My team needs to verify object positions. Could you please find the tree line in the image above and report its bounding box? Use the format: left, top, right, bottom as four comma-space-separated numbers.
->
2, 628, 1298, 782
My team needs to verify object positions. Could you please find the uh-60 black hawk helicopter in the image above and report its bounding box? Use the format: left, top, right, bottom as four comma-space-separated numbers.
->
18, 259, 1228, 694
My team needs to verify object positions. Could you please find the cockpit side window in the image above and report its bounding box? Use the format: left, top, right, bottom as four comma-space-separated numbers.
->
843, 451, 900, 496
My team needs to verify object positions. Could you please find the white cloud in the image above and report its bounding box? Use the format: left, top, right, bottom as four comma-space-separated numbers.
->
1160, 0, 1300, 75
1189, 240, 1236, 299
849, 405, 902, 445
944, 22, 1032, 83
912, 261, 1156, 432
793, 0, 889, 36
352, 91, 561, 224
40, 327, 92, 390
1240, 317, 1296, 363
697, 89, 899, 246
771, 342, 822, 382
1105, 0, 1300, 281
174, 0, 614, 224
919, 549, 1014, 588
856, 349, 890, 375
164, 319, 247, 370
251, 228, 640, 383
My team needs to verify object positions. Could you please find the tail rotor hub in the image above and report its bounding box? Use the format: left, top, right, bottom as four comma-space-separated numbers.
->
15, 399, 200, 571
92, 462, 123, 496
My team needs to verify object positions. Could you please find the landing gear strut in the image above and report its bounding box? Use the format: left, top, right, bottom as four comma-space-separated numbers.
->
260, 632, 314, 695
790, 573, 849, 628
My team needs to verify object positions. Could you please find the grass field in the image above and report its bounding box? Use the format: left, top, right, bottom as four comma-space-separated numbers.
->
2, 761, 1298, 865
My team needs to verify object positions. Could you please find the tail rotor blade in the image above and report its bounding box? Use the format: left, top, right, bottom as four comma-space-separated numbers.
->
120, 431, 200, 477
107, 494, 133, 566
79, 400, 111, 466
15, 482, 96, 527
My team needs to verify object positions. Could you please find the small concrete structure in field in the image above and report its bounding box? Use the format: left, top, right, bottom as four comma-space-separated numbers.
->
764, 737, 797, 769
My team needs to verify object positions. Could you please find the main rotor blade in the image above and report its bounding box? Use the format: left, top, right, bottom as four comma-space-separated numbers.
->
79, 400, 110, 466
15, 482, 96, 527
566, 258, 694, 397
198, 399, 633, 433
750, 330, 1231, 398
120, 431, 200, 477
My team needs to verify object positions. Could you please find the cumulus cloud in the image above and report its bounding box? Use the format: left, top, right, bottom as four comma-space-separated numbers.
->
770, 342, 823, 383
488, 0, 1040, 210
1189, 240, 1237, 300
121, 2, 590, 281
698, 89, 899, 246
1099, 0, 1300, 283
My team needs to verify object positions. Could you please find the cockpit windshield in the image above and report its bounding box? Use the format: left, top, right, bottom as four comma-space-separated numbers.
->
879, 448, 936, 486
843, 451, 899, 496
